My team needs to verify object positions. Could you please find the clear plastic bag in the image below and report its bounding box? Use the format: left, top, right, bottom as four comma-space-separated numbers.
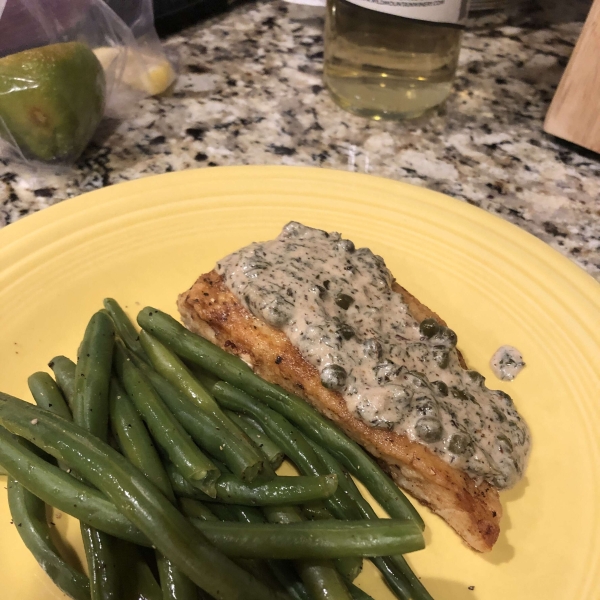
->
0, 0, 176, 165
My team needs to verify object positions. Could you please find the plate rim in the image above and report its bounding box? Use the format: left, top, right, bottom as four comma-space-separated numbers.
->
2, 165, 599, 301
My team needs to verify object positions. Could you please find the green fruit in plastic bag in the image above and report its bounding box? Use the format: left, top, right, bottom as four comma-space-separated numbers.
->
0, 41, 106, 163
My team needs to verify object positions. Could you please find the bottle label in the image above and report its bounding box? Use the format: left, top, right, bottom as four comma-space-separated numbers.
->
342, 0, 470, 24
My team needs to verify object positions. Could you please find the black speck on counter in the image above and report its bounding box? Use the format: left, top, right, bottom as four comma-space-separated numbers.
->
269, 145, 296, 156
33, 188, 56, 198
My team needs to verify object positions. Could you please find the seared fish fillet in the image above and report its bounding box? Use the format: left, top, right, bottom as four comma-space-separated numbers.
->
178, 270, 502, 552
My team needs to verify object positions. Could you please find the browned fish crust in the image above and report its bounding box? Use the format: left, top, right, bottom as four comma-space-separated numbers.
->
178, 270, 502, 552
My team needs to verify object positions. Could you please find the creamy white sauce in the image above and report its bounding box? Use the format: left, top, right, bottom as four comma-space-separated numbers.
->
490, 346, 525, 381
216, 222, 531, 489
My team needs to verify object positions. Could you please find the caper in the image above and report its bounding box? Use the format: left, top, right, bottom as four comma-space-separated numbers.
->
387, 385, 411, 403
466, 370, 485, 386
263, 305, 291, 327
311, 285, 326, 300
495, 390, 514, 406
431, 381, 449, 396
419, 318, 440, 339
448, 433, 469, 455
282, 221, 302, 236
373, 275, 390, 290
241, 260, 269, 277
406, 343, 429, 363
374, 360, 402, 383
373, 255, 386, 268
415, 417, 443, 443
450, 387, 475, 402
363, 338, 383, 359
492, 404, 507, 422
320, 364, 348, 391
403, 371, 427, 388
335, 293, 354, 310
432, 346, 450, 369
497, 434, 513, 453
248, 296, 292, 328
338, 324, 355, 340
432, 327, 458, 348
414, 396, 436, 416
336, 239, 355, 253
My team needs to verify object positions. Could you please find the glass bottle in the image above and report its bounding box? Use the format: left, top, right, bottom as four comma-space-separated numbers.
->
323, 0, 470, 120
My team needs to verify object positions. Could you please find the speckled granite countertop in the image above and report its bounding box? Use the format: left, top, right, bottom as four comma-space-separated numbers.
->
1, 0, 599, 281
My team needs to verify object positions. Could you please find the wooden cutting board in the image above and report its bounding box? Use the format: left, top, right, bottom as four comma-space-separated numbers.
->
544, 0, 600, 153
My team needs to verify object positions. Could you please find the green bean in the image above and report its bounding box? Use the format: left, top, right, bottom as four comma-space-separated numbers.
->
7, 477, 90, 600
107, 357, 192, 600
157, 552, 198, 600
136, 308, 423, 528
225, 411, 284, 469
103, 298, 148, 363
0, 419, 148, 545
116, 542, 162, 600
114, 343, 220, 497
219, 505, 312, 600
168, 464, 338, 506
139, 330, 238, 421
213, 473, 338, 506
371, 557, 417, 600
260, 505, 353, 600
347, 582, 375, 600
302, 502, 337, 521
187, 519, 423, 559
307, 441, 434, 600
175, 510, 288, 600
48, 355, 77, 410
227, 499, 340, 599
73, 312, 120, 600
298, 561, 352, 600
265, 561, 312, 600
139, 331, 266, 475
207, 503, 238, 522
179, 497, 220, 521
0, 393, 291, 600
27, 372, 73, 472
27, 372, 72, 421
80, 523, 119, 600
197, 379, 361, 521
109, 377, 175, 503
74, 311, 115, 439
306, 442, 370, 516
130, 353, 263, 483
333, 554, 363, 584
221, 438, 361, 594
210, 394, 399, 594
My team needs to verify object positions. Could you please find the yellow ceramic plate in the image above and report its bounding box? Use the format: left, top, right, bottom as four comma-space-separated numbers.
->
0, 166, 599, 600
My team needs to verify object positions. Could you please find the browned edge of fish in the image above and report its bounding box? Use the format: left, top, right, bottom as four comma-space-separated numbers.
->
177, 270, 502, 552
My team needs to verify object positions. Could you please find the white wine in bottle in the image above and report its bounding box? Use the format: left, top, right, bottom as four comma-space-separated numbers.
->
324, 0, 470, 120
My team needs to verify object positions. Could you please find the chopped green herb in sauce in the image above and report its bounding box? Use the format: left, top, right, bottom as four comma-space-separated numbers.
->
216, 222, 531, 489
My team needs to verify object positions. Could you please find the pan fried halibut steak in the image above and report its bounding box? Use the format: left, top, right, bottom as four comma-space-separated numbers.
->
177, 223, 530, 552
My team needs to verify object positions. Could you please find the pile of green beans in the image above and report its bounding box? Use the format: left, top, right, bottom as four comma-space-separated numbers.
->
0, 300, 431, 600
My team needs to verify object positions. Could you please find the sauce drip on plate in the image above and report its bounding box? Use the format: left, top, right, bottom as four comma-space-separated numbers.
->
490, 346, 526, 382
